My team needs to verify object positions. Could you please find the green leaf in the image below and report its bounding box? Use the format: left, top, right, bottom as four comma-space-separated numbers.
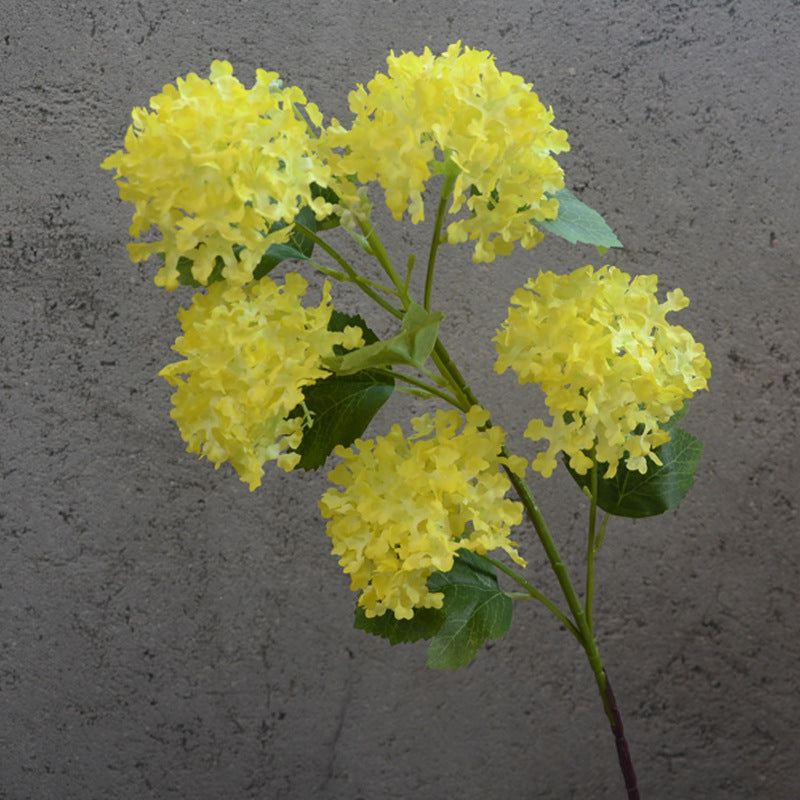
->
252, 205, 317, 280
354, 605, 446, 644
566, 421, 705, 518
311, 182, 342, 231
540, 187, 623, 250
290, 311, 394, 470
426, 550, 513, 670
171, 206, 318, 288
324, 302, 443, 375
175, 253, 225, 288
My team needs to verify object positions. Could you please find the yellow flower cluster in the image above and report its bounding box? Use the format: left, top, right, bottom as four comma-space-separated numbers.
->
494, 266, 711, 478
102, 60, 334, 289
160, 273, 364, 490
327, 42, 569, 262
319, 407, 526, 620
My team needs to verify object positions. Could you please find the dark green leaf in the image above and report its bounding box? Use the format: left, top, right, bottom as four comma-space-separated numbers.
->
540, 187, 622, 250
311, 182, 342, 231
566, 423, 705, 518
354, 604, 445, 644
175, 253, 225, 288
290, 311, 394, 470
171, 206, 318, 287
425, 550, 513, 670
252, 205, 317, 280
293, 371, 394, 470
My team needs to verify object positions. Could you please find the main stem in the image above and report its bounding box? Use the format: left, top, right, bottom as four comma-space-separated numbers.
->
331, 206, 640, 797
433, 336, 640, 799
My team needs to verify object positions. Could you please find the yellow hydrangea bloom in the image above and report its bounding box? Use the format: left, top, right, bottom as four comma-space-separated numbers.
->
319, 407, 526, 620
102, 60, 334, 289
159, 273, 364, 490
494, 266, 711, 479
327, 42, 569, 262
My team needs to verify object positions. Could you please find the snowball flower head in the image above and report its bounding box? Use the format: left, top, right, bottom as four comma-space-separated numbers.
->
494, 265, 711, 478
319, 407, 527, 620
327, 42, 569, 262
160, 273, 363, 490
102, 60, 334, 289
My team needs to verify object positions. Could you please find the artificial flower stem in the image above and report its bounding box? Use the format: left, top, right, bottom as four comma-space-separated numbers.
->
295, 223, 404, 320
505, 467, 640, 799
356, 217, 409, 299
423, 166, 458, 310
604, 674, 641, 800
480, 553, 580, 641
428, 336, 640, 797
432, 339, 603, 664
370, 368, 463, 408
504, 466, 609, 703
586, 458, 599, 633
405, 253, 416, 293
309, 260, 400, 297
429, 341, 478, 412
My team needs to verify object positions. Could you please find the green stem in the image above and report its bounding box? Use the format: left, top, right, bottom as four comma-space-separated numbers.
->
404, 253, 416, 293
586, 457, 599, 633
504, 464, 613, 722
356, 216, 408, 299
309, 260, 399, 297
431, 337, 614, 722
430, 340, 478, 412
370, 368, 463, 408
424, 166, 458, 310
338, 207, 639, 795
480, 554, 580, 641
340, 209, 638, 794
295, 223, 404, 320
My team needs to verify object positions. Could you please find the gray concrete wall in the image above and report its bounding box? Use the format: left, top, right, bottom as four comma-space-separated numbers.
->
3, 1, 798, 798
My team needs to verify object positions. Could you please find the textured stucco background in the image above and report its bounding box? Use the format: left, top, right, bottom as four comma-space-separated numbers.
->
2, 2, 799, 798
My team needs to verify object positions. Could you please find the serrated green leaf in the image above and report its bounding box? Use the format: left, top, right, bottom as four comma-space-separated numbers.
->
290, 311, 394, 470
425, 550, 513, 670
566, 425, 705, 518
293, 370, 394, 470
540, 187, 622, 250
324, 302, 443, 375
353, 604, 446, 644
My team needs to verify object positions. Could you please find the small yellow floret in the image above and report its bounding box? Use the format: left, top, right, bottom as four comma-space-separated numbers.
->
102, 60, 335, 289
159, 274, 363, 490
494, 266, 711, 478
319, 407, 526, 620
327, 42, 569, 262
